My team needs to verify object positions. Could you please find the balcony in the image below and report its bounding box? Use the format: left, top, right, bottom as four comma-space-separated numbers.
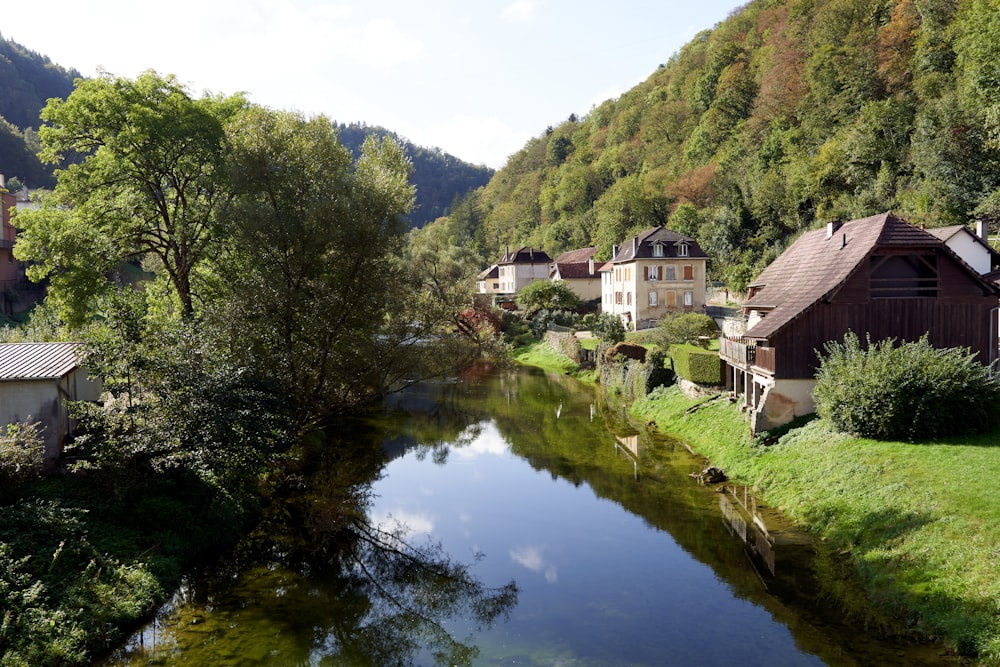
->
719, 337, 775, 375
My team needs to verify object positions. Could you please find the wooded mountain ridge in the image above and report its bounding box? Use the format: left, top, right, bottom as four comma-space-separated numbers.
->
0, 34, 491, 229
450, 0, 1000, 290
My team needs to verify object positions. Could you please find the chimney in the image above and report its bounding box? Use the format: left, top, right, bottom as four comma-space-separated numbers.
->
633, 236, 638, 255
612, 244, 618, 258
977, 219, 989, 243
588, 256, 595, 275
0, 173, 5, 190
826, 221, 842, 239
529, 247, 534, 260
842, 232, 847, 249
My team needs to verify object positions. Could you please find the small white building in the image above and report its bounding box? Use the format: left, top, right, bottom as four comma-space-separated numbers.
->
496, 247, 553, 296
0, 342, 102, 466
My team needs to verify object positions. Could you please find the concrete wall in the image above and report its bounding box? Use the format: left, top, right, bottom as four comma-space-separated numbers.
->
0, 368, 102, 466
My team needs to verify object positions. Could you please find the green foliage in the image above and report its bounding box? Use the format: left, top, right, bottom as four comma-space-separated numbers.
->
655, 312, 719, 348
334, 122, 493, 229
16, 70, 247, 322
456, 0, 1000, 291
591, 312, 626, 344
515, 280, 579, 317
814, 332, 1000, 440
670, 344, 723, 386
0, 421, 44, 497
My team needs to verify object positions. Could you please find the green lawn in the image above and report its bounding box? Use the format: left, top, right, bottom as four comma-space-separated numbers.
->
632, 386, 1000, 662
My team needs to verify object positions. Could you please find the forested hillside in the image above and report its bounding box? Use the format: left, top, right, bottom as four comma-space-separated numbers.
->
336, 123, 493, 229
457, 0, 1000, 290
0, 33, 79, 187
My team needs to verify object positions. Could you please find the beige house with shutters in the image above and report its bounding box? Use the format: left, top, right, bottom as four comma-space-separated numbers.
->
601, 227, 709, 329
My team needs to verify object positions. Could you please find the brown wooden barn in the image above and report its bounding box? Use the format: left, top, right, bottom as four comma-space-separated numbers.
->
720, 212, 1000, 432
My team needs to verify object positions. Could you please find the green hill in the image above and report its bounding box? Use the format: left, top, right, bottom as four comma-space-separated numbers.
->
0, 32, 80, 187
461, 0, 1000, 290
335, 123, 493, 229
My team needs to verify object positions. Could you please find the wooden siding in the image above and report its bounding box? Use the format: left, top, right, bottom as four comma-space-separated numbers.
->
772, 300, 996, 378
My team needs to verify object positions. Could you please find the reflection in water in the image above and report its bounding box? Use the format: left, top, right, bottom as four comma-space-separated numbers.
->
99, 437, 518, 667
100, 365, 960, 667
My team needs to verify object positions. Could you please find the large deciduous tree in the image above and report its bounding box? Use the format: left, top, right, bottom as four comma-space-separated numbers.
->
209, 107, 415, 425
15, 70, 245, 323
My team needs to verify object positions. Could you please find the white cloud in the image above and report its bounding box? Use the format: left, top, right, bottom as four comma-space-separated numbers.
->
355, 18, 425, 67
501, 0, 538, 23
510, 544, 558, 583
405, 114, 532, 169
371, 509, 435, 539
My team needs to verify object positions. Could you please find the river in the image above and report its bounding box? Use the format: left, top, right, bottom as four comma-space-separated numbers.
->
97, 364, 956, 666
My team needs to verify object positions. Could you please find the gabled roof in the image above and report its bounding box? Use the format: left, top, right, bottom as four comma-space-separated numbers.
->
743, 212, 998, 340
0, 342, 86, 380
477, 264, 499, 280
611, 227, 708, 263
925, 224, 1000, 266
551, 246, 598, 280
498, 246, 552, 265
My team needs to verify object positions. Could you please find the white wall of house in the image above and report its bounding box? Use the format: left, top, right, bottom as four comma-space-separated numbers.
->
945, 232, 993, 275
0, 369, 102, 466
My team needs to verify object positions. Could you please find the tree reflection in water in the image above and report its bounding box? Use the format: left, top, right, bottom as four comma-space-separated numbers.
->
102, 444, 518, 667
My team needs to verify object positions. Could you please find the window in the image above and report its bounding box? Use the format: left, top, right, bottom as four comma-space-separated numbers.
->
645, 266, 662, 281
648, 291, 658, 307
616, 268, 621, 281
683, 264, 693, 281
665, 266, 676, 281
626, 292, 632, 305
615, 291, 623, 305
870, 255, 938, 298
684, 290, 693, 306
652, 244, 664, 257
666, 291, 676, 307
492, 282, 499, 290
677, 243, 689, 257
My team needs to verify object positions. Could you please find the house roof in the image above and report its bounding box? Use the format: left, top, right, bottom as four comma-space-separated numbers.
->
925, 224, 1000, 267
477, 264, 499, 280
0, 342, 86, 380
553, 247, 597, 264
611, 227, 708, 263
551, 247, 599, 280
743, 212, 997, 340
498, 246, 552, 265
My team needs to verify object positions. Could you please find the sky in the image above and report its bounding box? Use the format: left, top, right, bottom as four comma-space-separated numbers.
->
2, 0, 742, 170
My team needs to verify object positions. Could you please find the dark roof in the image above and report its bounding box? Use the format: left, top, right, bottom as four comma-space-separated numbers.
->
925, 224, 1000, 265
611, 227, 708, 263
477, 264, 499, 280
554, 247, 597, 264
743, 212, 997, 340
551, 247, 598, 280
0, 342, 85, 380
498, 246, 552, 265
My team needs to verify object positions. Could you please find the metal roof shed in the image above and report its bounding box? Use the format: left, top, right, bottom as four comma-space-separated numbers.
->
0, 342, 102, 467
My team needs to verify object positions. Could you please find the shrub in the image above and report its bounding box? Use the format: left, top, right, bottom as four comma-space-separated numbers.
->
0, 421, 45, 494
813, 332, 1000, 440
516, 280, 579, 316
604, 341, 647, 364
592, 313, 626, 344
656, 312, 719, 348
671, 344, 723, 385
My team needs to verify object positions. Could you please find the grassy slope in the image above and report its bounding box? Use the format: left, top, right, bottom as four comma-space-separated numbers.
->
633, 386, 1000, 662
511, 339, 598, 383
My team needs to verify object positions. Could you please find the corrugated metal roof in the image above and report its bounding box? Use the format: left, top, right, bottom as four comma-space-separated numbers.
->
0, 342, 85, 380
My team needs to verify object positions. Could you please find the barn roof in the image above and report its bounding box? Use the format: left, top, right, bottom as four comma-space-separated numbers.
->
743, 212, 997, 340
0, 342, 86, 380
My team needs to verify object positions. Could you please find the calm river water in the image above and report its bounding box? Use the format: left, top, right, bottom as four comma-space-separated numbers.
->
99, 365, 956, 666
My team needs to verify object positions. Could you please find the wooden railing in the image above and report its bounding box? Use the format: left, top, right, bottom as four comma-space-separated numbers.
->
718, 337, 776, 374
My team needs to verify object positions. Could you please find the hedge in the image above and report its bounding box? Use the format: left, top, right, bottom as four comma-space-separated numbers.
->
671, 343, 723, 385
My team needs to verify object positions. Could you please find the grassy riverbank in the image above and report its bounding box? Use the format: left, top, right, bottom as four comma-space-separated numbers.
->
633, 385, 1000, 664
512, 339, 597, 383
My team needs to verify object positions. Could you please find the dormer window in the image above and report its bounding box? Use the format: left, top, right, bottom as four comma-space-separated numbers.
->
652, 243, 665, 258
677, 242, 689, 257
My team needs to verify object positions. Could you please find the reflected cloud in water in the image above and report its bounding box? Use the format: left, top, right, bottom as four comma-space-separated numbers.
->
510, 544, 559, 583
